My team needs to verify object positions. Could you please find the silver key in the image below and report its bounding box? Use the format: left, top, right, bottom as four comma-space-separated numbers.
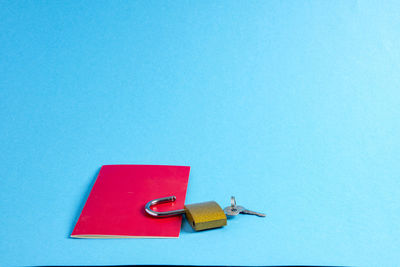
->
223, 196, 266, 217
237, 205, 266, 217
223, 196, 241, 215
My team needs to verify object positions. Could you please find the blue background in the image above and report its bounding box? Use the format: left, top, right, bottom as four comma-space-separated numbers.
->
1, 1, 399, 266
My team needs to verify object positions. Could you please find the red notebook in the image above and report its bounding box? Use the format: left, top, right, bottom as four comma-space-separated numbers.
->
71, 165, 190, 238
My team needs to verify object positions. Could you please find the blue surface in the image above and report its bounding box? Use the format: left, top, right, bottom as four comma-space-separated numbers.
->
1, 1, 399, 266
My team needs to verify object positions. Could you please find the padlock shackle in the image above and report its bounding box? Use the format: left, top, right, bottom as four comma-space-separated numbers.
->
145, 196, 186, 217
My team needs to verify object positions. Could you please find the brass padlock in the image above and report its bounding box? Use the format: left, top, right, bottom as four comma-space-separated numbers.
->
145, 196, 227, 231
185, 201, 227, 230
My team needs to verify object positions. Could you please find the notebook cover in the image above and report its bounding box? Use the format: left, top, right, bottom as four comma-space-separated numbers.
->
71, 165, 190, 238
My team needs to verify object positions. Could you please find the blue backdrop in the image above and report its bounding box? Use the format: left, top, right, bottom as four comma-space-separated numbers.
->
1, 1, 399, 266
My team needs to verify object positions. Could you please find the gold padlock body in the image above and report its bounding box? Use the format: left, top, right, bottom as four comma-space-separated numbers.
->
184, 201, 227, 231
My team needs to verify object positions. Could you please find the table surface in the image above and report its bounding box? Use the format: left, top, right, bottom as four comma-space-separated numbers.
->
1, 1, 399, 266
